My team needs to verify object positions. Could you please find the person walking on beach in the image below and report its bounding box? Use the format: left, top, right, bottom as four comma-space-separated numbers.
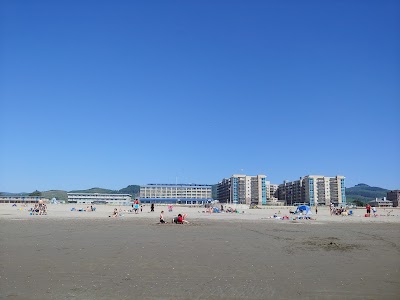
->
151, 203, 155, 212
134, 199, 139, 214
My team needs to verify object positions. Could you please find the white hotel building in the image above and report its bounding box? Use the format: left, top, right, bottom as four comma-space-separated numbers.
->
140, 184, 212, 204
67, 193, 132, 205
0, 196, 49, 204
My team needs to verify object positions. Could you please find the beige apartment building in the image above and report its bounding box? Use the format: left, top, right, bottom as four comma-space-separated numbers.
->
278, 175, 346, 206
217, 174, 268, 205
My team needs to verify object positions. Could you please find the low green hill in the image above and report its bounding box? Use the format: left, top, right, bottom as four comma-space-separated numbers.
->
69, 187, 118, 194
42, 190, 68, 201
346, 183, 388, 204
118, 185, 140, 196
69, 185, 140, 198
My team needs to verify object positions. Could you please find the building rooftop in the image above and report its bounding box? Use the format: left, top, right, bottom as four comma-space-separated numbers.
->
143, 184, 211, 187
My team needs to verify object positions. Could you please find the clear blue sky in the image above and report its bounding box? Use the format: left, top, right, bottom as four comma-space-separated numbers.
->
0, 0, 399, 192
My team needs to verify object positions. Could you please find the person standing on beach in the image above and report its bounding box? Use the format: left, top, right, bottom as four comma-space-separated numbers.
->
134, 199, 139, 214
151, 203, 155, 212
366, 203, 371, 215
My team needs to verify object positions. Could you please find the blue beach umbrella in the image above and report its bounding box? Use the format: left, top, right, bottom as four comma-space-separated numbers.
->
297, 205, 311, 213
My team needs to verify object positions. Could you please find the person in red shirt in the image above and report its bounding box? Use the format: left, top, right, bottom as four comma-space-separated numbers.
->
366, 203, 371, 214
177, 214, 183, 224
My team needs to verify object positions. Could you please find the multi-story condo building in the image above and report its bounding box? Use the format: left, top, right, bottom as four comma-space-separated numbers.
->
278, 175, 346, 206
278, 178, 303, 206
269, 184, 279, 201
67, 193, 132, 205
386, 190, 400, 207
139, 184, 212, 204
217, 174, 267, 205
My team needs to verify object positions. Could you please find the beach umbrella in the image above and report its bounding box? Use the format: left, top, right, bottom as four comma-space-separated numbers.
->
297, 205, 311, 213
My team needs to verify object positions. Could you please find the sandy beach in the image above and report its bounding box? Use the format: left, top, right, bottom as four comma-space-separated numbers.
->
1, 204, 399, 299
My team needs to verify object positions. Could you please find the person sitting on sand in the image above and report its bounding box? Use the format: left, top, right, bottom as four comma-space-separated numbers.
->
41, 204, 47, 215
160, 211, 166, 223
182, 213, 189, 224
172, 214, 183, 224
111, 208, 119, 218
177, 214, 183, 224
173, 214, 189, 224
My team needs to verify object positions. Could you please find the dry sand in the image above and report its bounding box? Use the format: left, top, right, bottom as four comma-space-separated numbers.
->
1, 204, 399, 299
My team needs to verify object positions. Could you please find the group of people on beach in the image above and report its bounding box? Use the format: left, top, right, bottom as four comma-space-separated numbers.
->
159, 211, 189, 224
330, 205, 350, 216
30, 203, 47, 215
70, 205, 96, 212
130, 200, 158, 214
108, 202, 188, 223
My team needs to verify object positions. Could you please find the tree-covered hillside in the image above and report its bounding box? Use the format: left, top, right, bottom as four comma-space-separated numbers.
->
69, 188, 118, 194
346, 183, 389, 203
119, 185, 140, 196
69, 185, 141, 198
42, 190, 68, 201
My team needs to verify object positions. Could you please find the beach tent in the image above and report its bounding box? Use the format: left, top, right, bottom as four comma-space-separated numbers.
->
296, 205, 311, 214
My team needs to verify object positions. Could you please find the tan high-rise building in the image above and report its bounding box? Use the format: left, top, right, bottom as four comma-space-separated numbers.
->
278, 175, 346, 206
269, 184, 279, 201
217, 174, 267, 205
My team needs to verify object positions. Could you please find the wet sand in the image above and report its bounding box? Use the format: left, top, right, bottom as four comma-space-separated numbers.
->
1, 205, 399, 299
